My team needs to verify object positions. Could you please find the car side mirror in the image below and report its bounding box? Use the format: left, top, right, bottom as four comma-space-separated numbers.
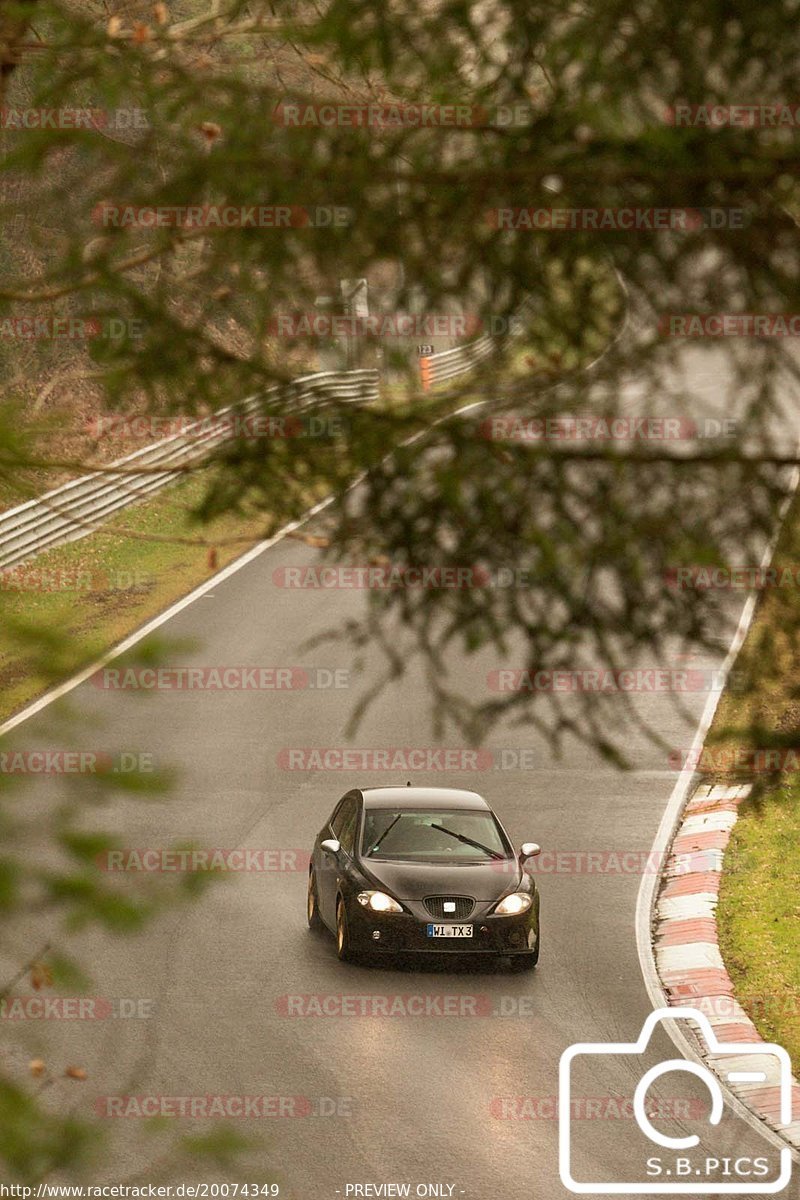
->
519, 842, 541, 861
320, 838, 341, 855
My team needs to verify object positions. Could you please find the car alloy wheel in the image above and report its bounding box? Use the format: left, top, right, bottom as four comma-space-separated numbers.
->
336, 898, 353, 962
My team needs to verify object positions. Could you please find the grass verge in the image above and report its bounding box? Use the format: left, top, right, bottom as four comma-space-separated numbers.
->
717, 781, 800, 1064
0, 474, 282, 724
702, 493, 800, 1063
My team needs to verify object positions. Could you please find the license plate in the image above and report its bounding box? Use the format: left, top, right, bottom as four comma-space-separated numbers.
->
426, 923, 473, 938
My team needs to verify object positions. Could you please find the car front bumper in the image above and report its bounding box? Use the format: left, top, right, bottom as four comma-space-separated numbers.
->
346, 894, 539, 956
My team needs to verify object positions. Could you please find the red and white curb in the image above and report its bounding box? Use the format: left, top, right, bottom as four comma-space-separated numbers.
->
653, 781, 800, 1149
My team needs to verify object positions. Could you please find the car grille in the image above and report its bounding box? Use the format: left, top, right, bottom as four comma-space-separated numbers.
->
423, 896, 475, 920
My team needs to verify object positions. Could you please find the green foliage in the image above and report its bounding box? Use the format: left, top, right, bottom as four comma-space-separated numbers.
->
0, 0, 797, 743
0, 1081, 96, 1181
1, 0, 800, 1182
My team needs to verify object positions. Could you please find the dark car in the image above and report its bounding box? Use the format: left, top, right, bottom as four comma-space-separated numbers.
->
307, 785, 541, 968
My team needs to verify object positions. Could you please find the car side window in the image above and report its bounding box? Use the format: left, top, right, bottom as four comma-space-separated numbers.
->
335, 797, 359, 856
330, 795, 354, 839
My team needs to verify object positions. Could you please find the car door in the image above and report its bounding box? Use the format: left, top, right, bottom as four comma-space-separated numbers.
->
317, 792, 358, 927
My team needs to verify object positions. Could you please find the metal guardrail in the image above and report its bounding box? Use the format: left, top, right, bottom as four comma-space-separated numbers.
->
419, 333, 495, 388
419, 297, 536, 390
0, 293, 534, 571
0, 369, 379, 573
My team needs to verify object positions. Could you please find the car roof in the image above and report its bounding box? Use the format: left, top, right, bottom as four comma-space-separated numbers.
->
358, 785, 490, 810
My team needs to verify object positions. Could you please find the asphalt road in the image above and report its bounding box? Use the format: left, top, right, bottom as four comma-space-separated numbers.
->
4, 343, 800, 1199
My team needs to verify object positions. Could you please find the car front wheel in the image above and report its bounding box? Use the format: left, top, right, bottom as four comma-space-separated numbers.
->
336, 897, 355, 962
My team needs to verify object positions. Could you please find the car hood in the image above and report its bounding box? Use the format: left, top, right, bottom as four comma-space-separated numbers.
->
359, 857, 521, 902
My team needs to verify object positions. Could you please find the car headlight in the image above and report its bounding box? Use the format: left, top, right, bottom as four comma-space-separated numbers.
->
494, 892, 533, 916
356, 890, 403, 913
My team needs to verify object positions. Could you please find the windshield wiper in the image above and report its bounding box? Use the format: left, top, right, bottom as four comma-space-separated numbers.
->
368, 814, 402, 855
429, 823, 505, 860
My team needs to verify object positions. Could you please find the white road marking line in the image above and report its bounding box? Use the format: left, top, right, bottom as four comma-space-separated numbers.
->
0, 495, 336, 740
0, 392, 487, 741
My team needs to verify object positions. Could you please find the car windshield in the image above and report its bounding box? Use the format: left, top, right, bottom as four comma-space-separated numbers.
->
362, 808, 510, 862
